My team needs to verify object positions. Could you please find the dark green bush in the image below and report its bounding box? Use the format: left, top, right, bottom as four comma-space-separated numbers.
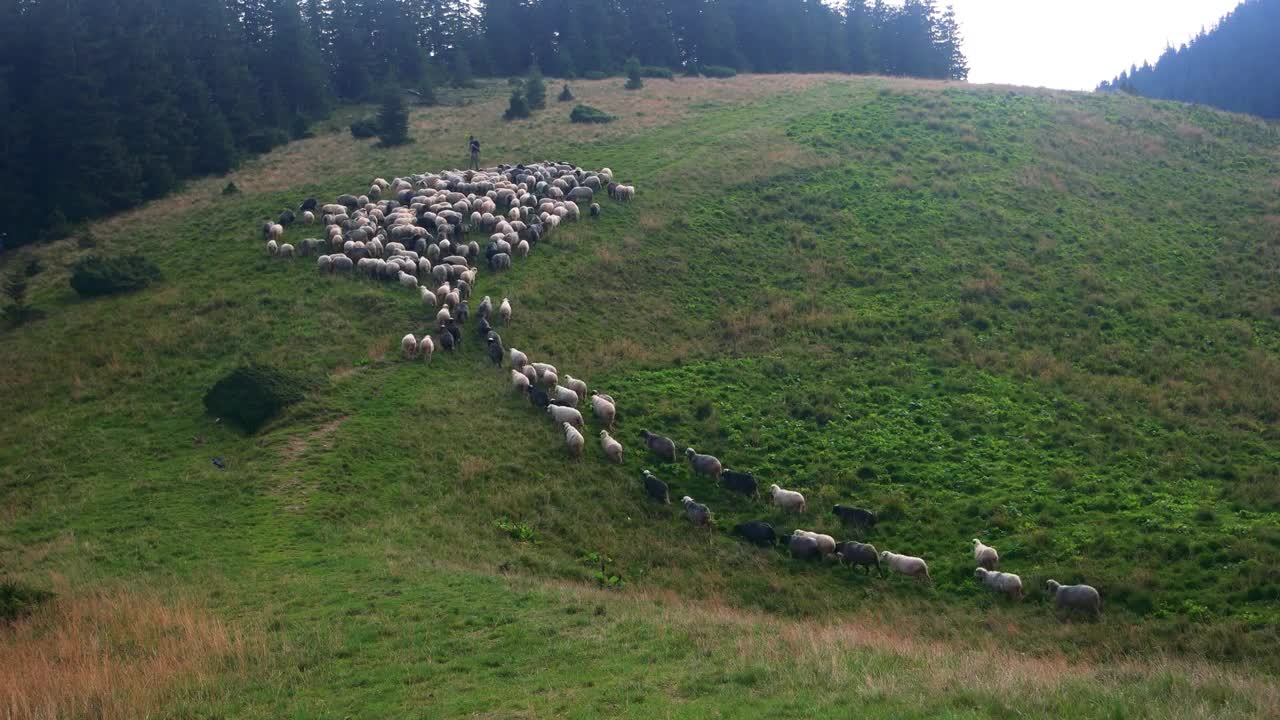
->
640, 65, 674, 79
69, 255, 161, 298
221, 181, 240, 196
525, 67, 547, 110
504, 87, 531, 120
624, 56, 643, 90
558, 83, 574, 102
349, 117, 378, 139
203, 364, 305, 434
1, 579, 53, 623
583, 71, 608, 80
570, 105, 615, 124
243, 128, 289, 153
702, 65, 738, 78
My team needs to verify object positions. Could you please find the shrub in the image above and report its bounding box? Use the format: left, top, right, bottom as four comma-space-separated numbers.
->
221, 181, 240, 196
0, 579, 53, 623
203, 365, 305, 434
504, 86, 530, 120
583, 71, 608, 80
69, 255, 161, 298
3, 271, 40, 326
525, 67, 546, 110
624, 56, 643, 90
558, 83, 574, 102
702, 65, 738, 78
349, 117, 378, 139
376, 91, 411, 146
570, 104, 615, 124
640, 65, 674, 79
682, 63, 701, 77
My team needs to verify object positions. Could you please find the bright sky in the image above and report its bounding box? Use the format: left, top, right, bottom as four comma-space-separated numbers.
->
948, 0, 1243, 91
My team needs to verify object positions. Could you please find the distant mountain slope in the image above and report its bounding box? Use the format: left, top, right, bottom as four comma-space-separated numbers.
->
1100, 0, 1280, 118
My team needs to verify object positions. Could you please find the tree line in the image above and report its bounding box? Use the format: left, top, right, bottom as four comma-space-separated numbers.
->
1099, 0, 1279, 120
0, 0, 967, 249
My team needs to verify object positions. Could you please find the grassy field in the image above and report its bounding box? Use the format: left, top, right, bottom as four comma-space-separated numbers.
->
2, 75, 1279, 717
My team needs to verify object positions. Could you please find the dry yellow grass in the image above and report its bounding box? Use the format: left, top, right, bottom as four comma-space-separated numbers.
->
0, 587, 259, 720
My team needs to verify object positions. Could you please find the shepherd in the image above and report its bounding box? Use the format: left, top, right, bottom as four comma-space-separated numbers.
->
469, 135, 481, 170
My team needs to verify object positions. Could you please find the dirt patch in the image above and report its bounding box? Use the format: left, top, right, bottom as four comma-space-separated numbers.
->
279, 417, 346, 464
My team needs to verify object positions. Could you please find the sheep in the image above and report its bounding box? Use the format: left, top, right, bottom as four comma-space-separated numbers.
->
515, 239, 530, 258
477, 295, 493, 321
333, 255, 354, 273
768, 484, 806, 512
835, 542, 883, 576
733, 521, 777, 547
418, 335, 434, 363
438, 327, 456, 352
268, 223, 284, 241
589, 203, 600, 217
975, 568, 1024, 600
641, 470, 670, 504
436, 307, 452, 325
547, 404, 584, 428
499, 298, 512, 325
489, 253, 512, 271
527, 385, 550, 409
793, 529, 836, 556
531, 362, 558, 378
398, 272, 419, 290
540, 370, 560, 388
317, 254, 333, 273
685, 448, 722, 480
563, 422, 585, 457
681, 496, 711, 527
550, 385, 579, 406
720, 469, 757, 496
833, 505, 878, 532
880, 551, 930, 581
456, 300, 469, 323
639, 430, 677, 462
521, 365, 538, 386
303, 210, 315, 224
562, 374, 588, 402
599, 431, 624, 463
420, 286, 437, 307
591, 392, 616, 429
1045, 580, 1102, 617
973, 539, 999, 571
401, 333, 418, 359
266, 239, 279, 256
788, 534, 822, 560
486, 335, 504, 367
511, 368, 531, 393
509, 348, 528, 369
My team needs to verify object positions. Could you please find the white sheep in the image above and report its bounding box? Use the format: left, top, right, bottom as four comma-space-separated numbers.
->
511, 369, 531, 393
547, 405, 584, 428
279, 243, 295, 258
398, 272, 419, 290
550, 385, 579, 406
563, 422, 585, 457
499, 298, 512, 325
975, 568, 1023, 600
436, 307, 452, 325
303, 210, 315, 224
509, 348, 528, 368
515, 239, 530, 258
420, 286, 437, 307
599, 431, 624, 463
768, 484, 806, 512
880, 551, 930, 581
793, 529, 836, 556
973, 539, 999, 570
401, 333, 418, 359
1045, 580, 1102, 617
317, 254, 333, 273
268, 223, 284, 240
266, 239, 279, 256
562, 374, 588, 402
590, 392, 616, 429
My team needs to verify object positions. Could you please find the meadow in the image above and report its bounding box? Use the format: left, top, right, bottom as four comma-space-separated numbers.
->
1, 75, 1278, 717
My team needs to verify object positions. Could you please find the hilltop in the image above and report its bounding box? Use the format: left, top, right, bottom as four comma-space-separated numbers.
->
1, 75, 1278, 718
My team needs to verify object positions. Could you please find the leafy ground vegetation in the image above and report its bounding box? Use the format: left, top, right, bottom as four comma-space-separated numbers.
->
1, 76, 1279, 717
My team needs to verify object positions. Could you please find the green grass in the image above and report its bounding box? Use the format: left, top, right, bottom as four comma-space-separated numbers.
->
2, 76, 1279, 716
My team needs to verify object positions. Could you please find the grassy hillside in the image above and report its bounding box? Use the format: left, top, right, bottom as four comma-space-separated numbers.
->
2, 75, 1279, 717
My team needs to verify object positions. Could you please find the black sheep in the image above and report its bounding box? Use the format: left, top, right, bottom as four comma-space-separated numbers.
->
438, 330, 456, 352
299, 197, 318, 212
720, 469, 758, 496
486, 336, 504, 367
836, 542, 883, 577
456, 300, 470, 324
445, 320, 462, 347
832, 505, 878, 531
787, 534, 822, 560
641, 470, 670, 504
476, 318, 494, 340
733, 521, 777, 546
526, 385, 550, 409
639, 430, 677, 462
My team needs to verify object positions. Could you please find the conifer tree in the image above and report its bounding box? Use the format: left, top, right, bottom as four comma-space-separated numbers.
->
376, 90, 411, 146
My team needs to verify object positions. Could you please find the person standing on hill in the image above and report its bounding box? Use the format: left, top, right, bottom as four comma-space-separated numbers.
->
469, 135, 481, 170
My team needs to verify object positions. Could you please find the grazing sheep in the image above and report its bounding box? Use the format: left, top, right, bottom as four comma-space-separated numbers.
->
639, 430, 677, 462
973, 539, 999, 571
401, 333, 418, 359
563, 422, 585, 457
599, 431, 624, 463
793, 530, 836, 556
499, 298, 512, 325
420, 286, 437, 307
509, 348, 528, 368
684, 448, 722, 480
522, 365, 538, 386
438, 329, 456, 352
833, 505, 878, 531
880, 551, 930, 581
418, 335, 433, 363
768, 484, 806, 512
268, 223, 284, 241
591, 392, 616, 429
788, 534, 822, 560
641, 470, 670, 504
1045, 580, 1102, 617
720, 469, 757, 496
511, 368, 531, 392
398, 272, 419, 290
540, 370, 560, 388
589, 203, 600, 217
527, 385, 550, 409
303, 210, 315, 224
562, 374, 588, 402
486, 335, 504, 367
332, 255, 354, 273
547, 404, 584, 428
477, 295, 492, 321
550, 385, 579, 406
835, 542, 883, 576
489, 253, 512, 271
975, 568, 1024, 600
266, 239, 279, 256
733, 521, 777, 547
317, 254, 333, 272
436, 307, 452, 325
515, 239, 530, 258
531, 362, 558, 378
681, 496, 711, 527
456, 300, 469, 323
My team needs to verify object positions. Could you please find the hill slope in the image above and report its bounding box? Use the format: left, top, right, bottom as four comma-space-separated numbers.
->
2, 75, 1279, 717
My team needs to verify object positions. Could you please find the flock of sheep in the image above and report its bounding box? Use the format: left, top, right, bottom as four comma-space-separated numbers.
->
259, 160, 1100, 620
